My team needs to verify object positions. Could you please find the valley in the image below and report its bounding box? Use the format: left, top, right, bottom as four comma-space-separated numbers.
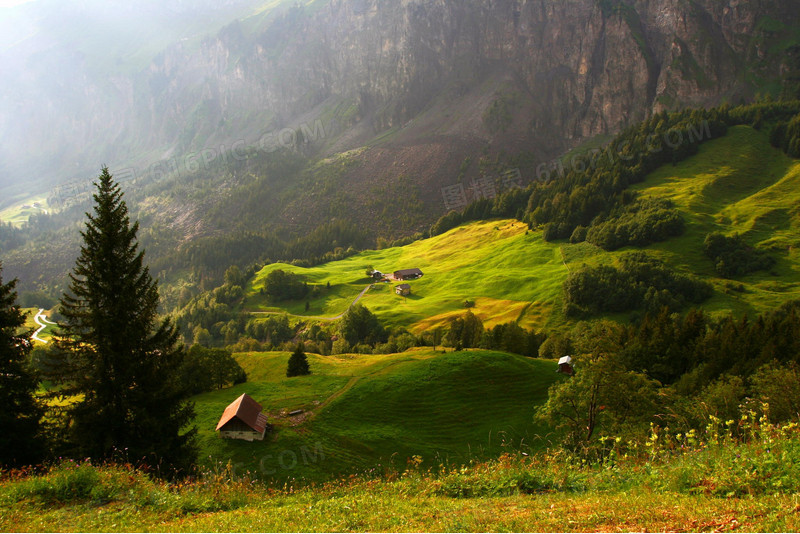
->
2, 1, 800, 531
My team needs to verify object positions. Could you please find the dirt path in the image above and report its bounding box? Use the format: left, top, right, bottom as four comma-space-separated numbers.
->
301, 352, 438, 423
316, 376, 361, 411
248, 284, 374, 321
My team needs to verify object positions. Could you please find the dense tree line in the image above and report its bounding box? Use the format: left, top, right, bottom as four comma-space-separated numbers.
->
622, 303, 800, 393
583, 197, 684, 250
263, 269, 309, 302
703, 232, 776, 278
526, 107, 729, 241
563, 252, 713, 317
770, 111, 800, 157
430, 101, 800, 252
479, 321, 543, 357
180, 345, 246, 395
0, 263, 44, 467
537, 302, 800, 452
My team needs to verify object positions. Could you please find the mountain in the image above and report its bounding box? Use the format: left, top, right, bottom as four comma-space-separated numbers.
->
1, 0, 799, 208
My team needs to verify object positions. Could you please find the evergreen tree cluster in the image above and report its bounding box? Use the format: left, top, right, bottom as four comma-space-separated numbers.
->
770, 112, 800, 158
51, 168, 196, 476
445, 310, 484, 350
479, 321, 543, 356
620, 303, 800, 394
584, 197, 685, 250
526, 108, 729, 241
703, 232, 776, 278
430, 101, 800, 254
537, 302, 800, 451
263, 269, 310, 302
0, 265, 44, 467
563, 252, 712, 317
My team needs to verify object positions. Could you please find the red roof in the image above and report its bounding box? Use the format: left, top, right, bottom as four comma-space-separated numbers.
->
215, 393, 268, 433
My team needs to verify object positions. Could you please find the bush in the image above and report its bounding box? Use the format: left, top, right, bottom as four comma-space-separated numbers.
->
703, 232, 775, 278
563, 252, 712, 316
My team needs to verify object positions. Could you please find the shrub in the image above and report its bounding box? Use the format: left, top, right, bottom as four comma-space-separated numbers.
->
703, 232, 775, 278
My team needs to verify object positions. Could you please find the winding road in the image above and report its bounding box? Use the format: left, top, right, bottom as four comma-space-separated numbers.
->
32, 308, 56, 343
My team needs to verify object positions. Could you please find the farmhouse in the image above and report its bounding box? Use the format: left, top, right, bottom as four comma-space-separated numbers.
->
215, 393, 270, 442
557, 356, 574, 375
395, 283, 411, 296
394, 268, 423, 280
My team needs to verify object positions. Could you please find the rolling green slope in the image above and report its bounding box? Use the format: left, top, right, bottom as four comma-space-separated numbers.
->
193, 349, 559, 482
625, 125, 800, 316
243, 124, 800, 332
244, 220, 568, 332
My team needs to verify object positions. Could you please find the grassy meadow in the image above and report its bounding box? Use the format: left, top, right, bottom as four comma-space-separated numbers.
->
0, 196, 50, 227
628, 125, 800, 316
242, 126, 800, 335
3, 417, 799, 532
192, 348, 560, 482
244, 220, 568, 332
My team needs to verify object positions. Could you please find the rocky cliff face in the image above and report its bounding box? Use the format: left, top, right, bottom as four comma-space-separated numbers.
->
2, 0, 799, 199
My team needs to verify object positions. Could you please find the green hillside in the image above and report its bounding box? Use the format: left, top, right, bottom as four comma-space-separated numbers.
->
243, 124, 800, 333
192, 349, 559, 482
244, 220, 567, 332
628, 125, 800, 316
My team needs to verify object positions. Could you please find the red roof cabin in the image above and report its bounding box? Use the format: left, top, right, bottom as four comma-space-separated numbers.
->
216, 393, 270, 441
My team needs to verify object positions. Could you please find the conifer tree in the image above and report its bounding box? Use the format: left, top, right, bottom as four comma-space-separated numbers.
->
0, 264, 44, 466
55, 167, 196, 475
286, 342, 310, 377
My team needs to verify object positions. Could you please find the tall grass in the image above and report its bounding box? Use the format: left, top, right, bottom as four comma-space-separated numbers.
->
3, 414, 798, 531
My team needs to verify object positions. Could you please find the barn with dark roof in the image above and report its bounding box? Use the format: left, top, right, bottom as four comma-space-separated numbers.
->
215, 393, 270, 441
393, 268, 423, 280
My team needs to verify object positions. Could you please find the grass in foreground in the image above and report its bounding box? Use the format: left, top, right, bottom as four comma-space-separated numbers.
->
2, 418, 799, 532
192, 349, 558, 483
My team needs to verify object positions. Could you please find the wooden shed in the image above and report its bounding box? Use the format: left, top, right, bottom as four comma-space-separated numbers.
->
557, 356, 574, 376
215, 393, 269, 441
395, 283, 411, 296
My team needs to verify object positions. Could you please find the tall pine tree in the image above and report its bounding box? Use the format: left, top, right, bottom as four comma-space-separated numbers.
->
0, 264, 44, 466
55, 167, 196, 475
286, 342, 311, 377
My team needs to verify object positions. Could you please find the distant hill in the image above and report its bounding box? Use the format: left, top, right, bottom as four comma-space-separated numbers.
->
232, 123, 800, 335
1, 0, 799, 207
